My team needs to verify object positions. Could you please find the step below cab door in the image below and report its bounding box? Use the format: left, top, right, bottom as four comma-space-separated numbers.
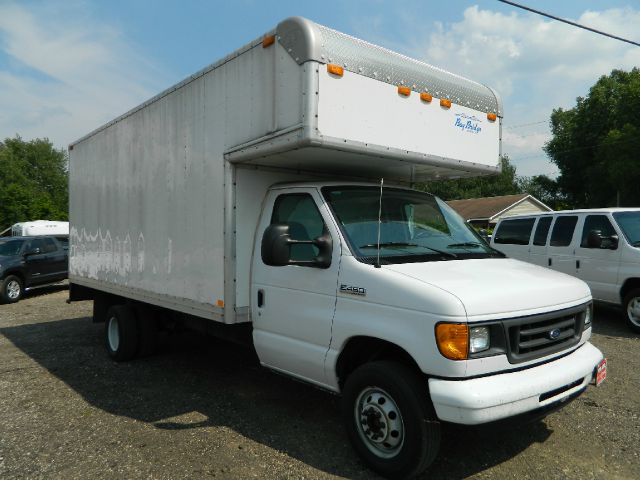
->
251, 187, 341, 388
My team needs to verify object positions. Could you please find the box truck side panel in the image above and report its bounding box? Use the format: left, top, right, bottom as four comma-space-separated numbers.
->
70, 72, 226, 320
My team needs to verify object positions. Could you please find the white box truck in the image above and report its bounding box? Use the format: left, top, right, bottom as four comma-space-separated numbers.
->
68, 17, 605, 478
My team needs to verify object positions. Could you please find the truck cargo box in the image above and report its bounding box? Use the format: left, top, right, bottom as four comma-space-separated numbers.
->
69, 17, 503, 323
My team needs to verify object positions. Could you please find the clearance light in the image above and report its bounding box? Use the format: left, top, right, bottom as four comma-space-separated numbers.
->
440, 98, 452, 109
327, 64, 344, 77
262, 35, 276, 48
487, 112, 497, 122
397, 85, 411, 97
420, 92, 433, 103
216, 299, 225, 308
435, 323, 468, 360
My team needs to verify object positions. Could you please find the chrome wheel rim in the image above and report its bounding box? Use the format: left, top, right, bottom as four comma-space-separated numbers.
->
107, 317, 120, 352
354, 387, 404, 459
7, 280, 21, 300
627, 297, 640, 327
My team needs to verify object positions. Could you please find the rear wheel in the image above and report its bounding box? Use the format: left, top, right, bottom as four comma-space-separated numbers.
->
105, 305, 139, 361
623, 288, 640, 333
342, 361, 441, 479
1, 275, 24, 304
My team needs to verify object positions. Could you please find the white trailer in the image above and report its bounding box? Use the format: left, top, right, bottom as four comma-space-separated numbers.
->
69, 17, 604, 478
12, 220, 69, 238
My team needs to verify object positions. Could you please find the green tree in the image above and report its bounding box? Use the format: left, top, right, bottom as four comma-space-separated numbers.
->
419, 155, 520, 200
0, 136, 68, 230
517, 174, 568, 210
545, 68, 640, 207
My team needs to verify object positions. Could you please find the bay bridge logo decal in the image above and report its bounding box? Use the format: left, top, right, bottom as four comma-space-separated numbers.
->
454, 113, 482, 134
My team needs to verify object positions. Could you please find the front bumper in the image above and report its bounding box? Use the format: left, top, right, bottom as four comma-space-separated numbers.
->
428, 341, 603, 425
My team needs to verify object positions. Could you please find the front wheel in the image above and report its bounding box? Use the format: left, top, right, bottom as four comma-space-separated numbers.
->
1, 275, 24, 304
623, 288, 640, 333
342, 361, 441, 479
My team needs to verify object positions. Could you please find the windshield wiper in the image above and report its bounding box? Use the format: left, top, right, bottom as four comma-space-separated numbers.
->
359, 242, 457, 258
359, 242, 418, 248
447, 242, 483, 248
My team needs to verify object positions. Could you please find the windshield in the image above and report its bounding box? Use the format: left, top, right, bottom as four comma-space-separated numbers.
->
322, 186, 501, 264
0, 238, 25, 256
613, 211, 640, 247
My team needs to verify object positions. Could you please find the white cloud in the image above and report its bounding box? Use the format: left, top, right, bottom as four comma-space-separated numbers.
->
411, 5, 640, 177
0, 2, 169, 149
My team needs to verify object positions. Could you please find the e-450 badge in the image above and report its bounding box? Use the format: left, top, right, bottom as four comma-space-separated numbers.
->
340, 284, 366, 296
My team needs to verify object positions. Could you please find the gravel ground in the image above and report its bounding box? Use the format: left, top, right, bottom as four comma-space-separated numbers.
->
0, 286, 639, 479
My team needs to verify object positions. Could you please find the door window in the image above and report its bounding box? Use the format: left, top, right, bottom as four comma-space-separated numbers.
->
493, 218, 535, 245
41, 238, 58, 253
533, 216, 553, 246
549, 216, 578, 247
581, 215, 617, 248
271, 194, 327, 263
27, 238, 47, 254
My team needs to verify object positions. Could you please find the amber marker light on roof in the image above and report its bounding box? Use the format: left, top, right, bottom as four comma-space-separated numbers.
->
397, 85, 411, 97
487, 112, 498, 122
262, 35, 276, 48
327, 64, 344, 76
435, 323, 469, 360
420, 92, 433, 103
440, 98, 452, 109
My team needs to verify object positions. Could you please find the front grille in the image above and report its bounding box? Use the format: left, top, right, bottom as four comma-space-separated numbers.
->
503, 304, 587, 364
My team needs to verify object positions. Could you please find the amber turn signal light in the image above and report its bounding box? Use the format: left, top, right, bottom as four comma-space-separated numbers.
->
397, 85, 411, 97
262, 35, 276, 48
435, 323, 469, 360
327, 64, 344, 76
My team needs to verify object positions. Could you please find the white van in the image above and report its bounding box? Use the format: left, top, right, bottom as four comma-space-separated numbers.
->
491, 208, 640, 333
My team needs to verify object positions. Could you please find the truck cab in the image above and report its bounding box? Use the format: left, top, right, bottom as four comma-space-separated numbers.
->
251, 182, 602, 473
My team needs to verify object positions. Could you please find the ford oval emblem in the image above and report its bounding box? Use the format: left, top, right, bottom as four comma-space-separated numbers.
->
548, 328, 561, 340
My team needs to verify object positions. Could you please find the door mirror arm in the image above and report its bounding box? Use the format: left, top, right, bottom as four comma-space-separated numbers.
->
262, 223, 333, 268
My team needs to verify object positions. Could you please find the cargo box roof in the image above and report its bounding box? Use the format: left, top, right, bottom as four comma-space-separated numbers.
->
278, 17, 501, 116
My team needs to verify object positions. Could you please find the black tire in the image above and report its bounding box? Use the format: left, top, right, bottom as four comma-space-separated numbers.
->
104, 305, 139, 361
342, 361, 441, 479
0, 275, 24, 304
623, 288, 640, 333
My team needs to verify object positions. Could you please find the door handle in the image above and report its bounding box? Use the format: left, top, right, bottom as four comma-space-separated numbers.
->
548, 258, 552, 266
257, 289, 264, 308
576, 260, 580, 269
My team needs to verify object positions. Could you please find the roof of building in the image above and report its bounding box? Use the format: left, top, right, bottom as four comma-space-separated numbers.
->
447, 193, 551, 221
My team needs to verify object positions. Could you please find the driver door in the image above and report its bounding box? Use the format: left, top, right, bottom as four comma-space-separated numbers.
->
251, 187, 342, 388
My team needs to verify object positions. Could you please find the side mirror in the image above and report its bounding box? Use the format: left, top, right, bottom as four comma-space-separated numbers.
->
586, 230, 603, 249
24, 247, 41, 257
587, 230, 619, 250
261, 223, 332, 268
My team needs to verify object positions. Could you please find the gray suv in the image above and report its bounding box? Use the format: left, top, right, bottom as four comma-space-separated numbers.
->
0, 236, 68, 304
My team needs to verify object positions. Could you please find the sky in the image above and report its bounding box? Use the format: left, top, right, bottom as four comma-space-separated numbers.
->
0, 0, 638, 178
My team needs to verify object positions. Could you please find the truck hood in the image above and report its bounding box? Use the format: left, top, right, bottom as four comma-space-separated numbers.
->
384, 258, 591, 318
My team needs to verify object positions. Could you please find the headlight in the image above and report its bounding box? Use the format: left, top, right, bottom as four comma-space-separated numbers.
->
469, 326, 490, 353
584, 305, 592, 327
